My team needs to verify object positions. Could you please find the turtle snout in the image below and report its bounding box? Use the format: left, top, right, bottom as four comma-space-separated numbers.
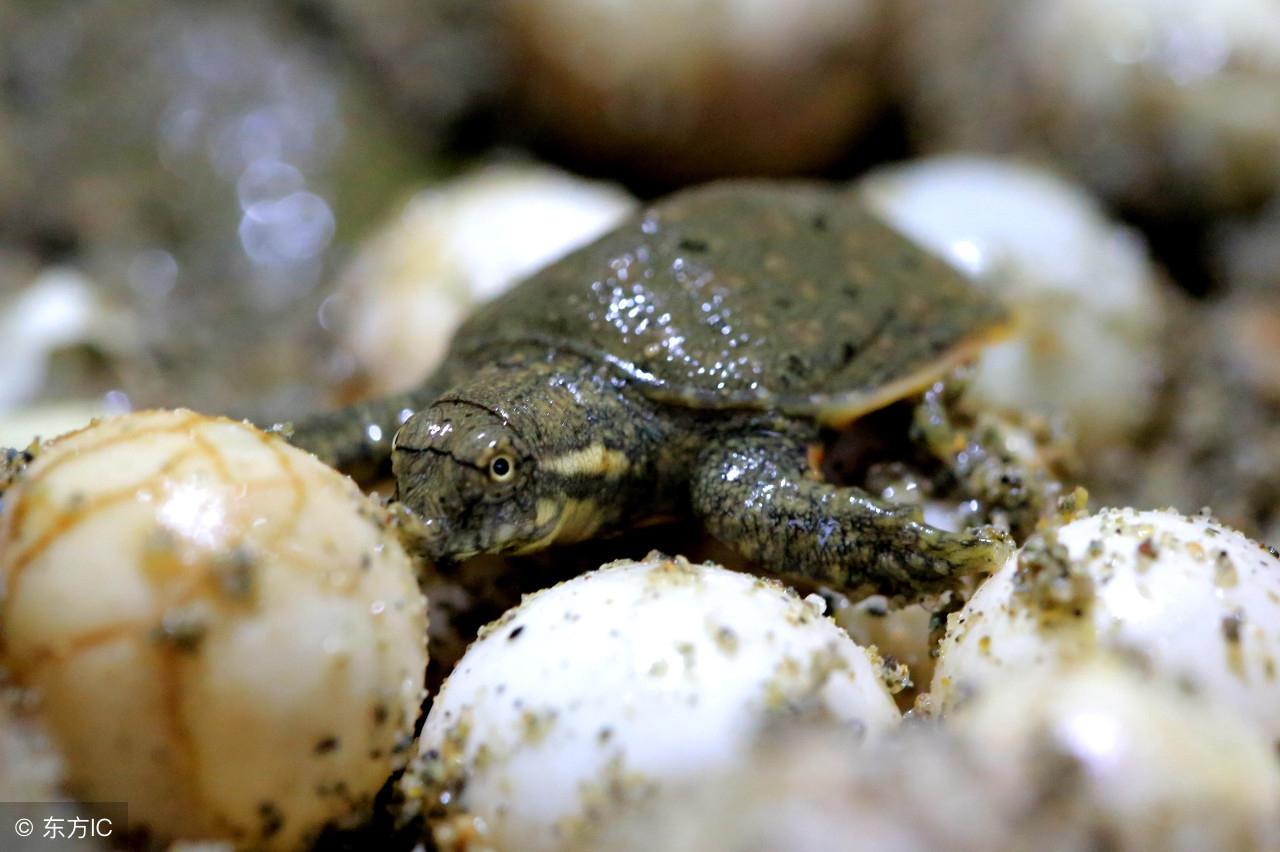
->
394, 473, 445, 530
412, 513, 452, 563
382, 491, 452, 565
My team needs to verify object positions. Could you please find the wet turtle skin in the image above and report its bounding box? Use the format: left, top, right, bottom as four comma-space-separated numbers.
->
291, 181, 1013, 602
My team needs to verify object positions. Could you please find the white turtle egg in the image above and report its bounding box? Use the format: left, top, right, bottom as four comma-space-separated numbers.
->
412, 554, 900, 852
950, 659, 1280, 851
506, 0, 889, 180
590, 662, 1280, 852
0, 267, 133, 413
859, 157, 1165, 447
0, 410, 429, 848
331, 163, 634, 396
896, 0, 1280, 211
581, 725, 1006, 852
932, 507, 1280, 741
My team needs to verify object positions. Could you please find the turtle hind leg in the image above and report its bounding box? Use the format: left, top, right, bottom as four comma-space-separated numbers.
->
690, 427, 1012, 603
281, 386, 440, 482
911, 379, 1078, 542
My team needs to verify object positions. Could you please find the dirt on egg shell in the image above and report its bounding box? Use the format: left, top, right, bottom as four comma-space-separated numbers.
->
932, 507, 1280, 742
0, 411, 430, 848
407, 554, 902, 852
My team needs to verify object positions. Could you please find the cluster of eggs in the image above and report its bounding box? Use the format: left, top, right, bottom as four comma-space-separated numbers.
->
355, 0, 1261, 221
394, 506, 1280, 851
232, 145, 1280, 849
0, 407, 911, 848
3, 150, 1268, 849
495, 0, 1280, 210
894, 0, 1280, 212
9, 405, 1280, 850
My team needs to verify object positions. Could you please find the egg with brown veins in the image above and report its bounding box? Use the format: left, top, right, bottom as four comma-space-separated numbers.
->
932, 507, 1280, 740
0, 410, 429, 849
409, 555, 902, 852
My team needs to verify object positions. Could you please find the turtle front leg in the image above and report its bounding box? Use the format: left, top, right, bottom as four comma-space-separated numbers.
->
690, 428, 1012, 602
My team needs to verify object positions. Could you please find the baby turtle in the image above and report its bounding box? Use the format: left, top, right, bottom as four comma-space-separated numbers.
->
292, 182, 1014, 601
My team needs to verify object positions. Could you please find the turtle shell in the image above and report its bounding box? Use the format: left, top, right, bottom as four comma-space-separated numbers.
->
452, 181, 1009, 426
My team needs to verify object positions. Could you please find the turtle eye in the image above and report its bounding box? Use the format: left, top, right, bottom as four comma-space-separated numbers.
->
488, 454, 515, 483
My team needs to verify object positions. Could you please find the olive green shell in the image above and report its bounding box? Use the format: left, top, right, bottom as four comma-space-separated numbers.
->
451, 182, 1008, 423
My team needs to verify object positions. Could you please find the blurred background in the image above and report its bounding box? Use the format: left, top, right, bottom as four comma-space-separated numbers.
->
1, 0, 1278, 543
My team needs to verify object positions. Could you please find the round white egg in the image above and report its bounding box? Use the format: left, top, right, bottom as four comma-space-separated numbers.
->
331, 163, 634, 396
932, 507, 1280, 741
859, 156, 1165, 447
592, 656, 1280, 852
0, 266, 133, 413
591, 661, 1280, 852
896, 0, 1280, 210
951, 659, 1280, 850
413, 554, 900, 852
0, 410, 429, 848
582, 725, 993, 852
506, 0, 888, 180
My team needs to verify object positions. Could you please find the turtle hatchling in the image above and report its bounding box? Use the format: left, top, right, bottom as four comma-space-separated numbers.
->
291, 182, 1018, 601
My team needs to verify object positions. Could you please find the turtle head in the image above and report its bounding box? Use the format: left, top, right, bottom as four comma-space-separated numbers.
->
391, 401, 546, 562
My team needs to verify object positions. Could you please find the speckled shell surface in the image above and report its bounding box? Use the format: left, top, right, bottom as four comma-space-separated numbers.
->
450, 182, 1008, 421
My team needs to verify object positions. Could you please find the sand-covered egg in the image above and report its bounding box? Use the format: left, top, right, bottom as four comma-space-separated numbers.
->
581, 725, 1006, 852
330, 163, 634, 396
412, 554, 901, 852
0, 410, 428, 848
948, 659, 1280, 850
932, 508, 1280, 740
859, 156, 1165, 447
589, 664, 1280, 852
896, 0, 1280, 211
506, 0, 888, 180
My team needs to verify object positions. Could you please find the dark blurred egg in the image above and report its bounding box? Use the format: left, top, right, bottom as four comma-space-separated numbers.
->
505, 0, 892, 182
